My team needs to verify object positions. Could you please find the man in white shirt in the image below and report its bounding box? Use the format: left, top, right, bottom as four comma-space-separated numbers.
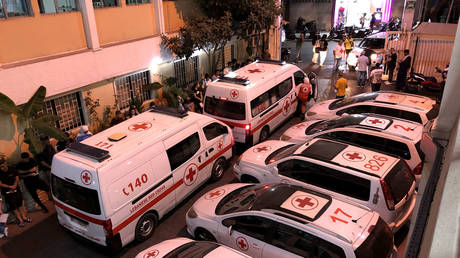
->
333, 40, 345, 71
370, 63, 384, 91
356, 52, 370, 87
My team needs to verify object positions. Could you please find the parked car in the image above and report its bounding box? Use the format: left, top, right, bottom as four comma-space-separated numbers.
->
281, 113, 434, 183
347, 32, 385, 69
135, 238, 250, 258
305, 91, 439, 132
233, 138, 417, 232
187, 183, 397, 258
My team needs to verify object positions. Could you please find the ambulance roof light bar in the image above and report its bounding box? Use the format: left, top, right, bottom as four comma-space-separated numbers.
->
67, 142, 110, 162
149, 106, 188, 118
255, 59, 286, 66
217, 77, 251, 86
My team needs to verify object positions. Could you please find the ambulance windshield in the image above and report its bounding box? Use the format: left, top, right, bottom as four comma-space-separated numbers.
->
204, 96, 246, 120
52, 175, 101, 215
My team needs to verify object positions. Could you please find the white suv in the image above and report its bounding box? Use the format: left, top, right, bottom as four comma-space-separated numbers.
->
281, 113, 433, 183
305, 91, 439, 132
233, 138, 417, 232
186, 183, 396, 258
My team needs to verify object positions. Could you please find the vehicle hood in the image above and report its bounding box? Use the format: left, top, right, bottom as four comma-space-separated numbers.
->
306, 99, 336, 120
135, 238, 193, 258
192, 183, 251, 217
281, 120, 322, 143
241, 140, 294, 166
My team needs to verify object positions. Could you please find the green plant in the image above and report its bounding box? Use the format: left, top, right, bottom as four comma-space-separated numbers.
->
129, 97, 144, 113
84, 91, 117, 134
143, 76, 187, 108
0, 86, 67, 155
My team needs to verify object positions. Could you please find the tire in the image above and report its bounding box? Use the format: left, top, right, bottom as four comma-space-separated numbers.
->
195, 228, 217, 242
259, 126, 269, 143
241, 175, 260, 183
211, 158, 226, 181
135, 213, 158, 242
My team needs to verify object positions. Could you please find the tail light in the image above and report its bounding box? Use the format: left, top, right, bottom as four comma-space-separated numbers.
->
244, 124, 251, 136
380, 179, 395, 210
413, 162, 423, 175
103, 219, 113, 238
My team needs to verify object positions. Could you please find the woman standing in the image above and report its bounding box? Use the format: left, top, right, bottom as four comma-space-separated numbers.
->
319, 35, 328, 66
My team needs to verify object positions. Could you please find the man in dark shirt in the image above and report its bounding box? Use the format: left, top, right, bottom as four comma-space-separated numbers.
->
396, 49, 412, 91
35, 136, 56, 185
0, 158, 31, 227
110, 111, 125, 127
16, 152, 50, 213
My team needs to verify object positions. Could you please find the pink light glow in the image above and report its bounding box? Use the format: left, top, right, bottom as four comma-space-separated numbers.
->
383, 0, 393, 22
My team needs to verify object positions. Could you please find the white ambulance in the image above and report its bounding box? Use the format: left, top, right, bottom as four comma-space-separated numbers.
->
51, 107, 233, 250
203, 60, 314, 145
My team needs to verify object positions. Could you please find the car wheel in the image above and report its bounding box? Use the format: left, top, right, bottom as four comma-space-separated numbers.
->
195, 228, 217, 242
135, 213, 157, 242
211, 158, 226, 181
259, 126, 269, 143
241, 175, 260, 183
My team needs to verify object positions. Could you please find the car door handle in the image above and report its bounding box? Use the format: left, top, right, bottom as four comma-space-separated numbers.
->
209, 147, 214, 153
198, 156, 202, 163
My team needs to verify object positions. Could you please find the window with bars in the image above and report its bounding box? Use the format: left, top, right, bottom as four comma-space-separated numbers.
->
114, 70, 151, 110
92, 0, 118, 8
126, 0, 149, 5
0, 0, 32, 18
37, 92, 85, 131
38, 0, 77, 13
174, 56, 199, 88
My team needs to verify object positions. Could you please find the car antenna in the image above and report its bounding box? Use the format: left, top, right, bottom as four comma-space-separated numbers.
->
352, 211, 368, 223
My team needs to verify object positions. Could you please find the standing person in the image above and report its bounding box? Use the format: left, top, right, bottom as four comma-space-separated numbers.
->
370, 63, 384, 91
386, 48, 397, 83
0, 158, 31, 227
202, 73, 211, 93
76, 125, 92, 142
192, 83, 203, 113
127, 105, 139, 119
110, 110, 125, 126
35, 136, 56, 188
335, 72, 348, 99
357, 52, 370, 87
360, 13, 367, 28
56, 131, 72, 152
297, 78, 312, 119
16, 152, 50, 213
369, 14, 376, 31
396, 49, 412, 91
312, 39, 320, 64
295, 32, 305, 63
344, 34, 354, 66
333, 40, 345, 71
318, 35, 329, 66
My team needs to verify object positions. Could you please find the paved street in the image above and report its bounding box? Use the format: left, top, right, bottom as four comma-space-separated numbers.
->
0, 39, 408, 258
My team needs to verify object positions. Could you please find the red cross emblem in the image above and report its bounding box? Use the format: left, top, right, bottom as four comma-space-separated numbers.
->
339, 48, 344, 54
205, 189, 226, 200
342, 151, 366, 162
217, 141, 223, 150
367, 118, 382, 124
253, 146, 270, 153
184, 163, 198, 186
282, 100, 290, 116
236, 237, 249, 251
230, 89, 239, 99
387, 94, 399, 100
128, 122, 152, 132
143, 249, 159, 258
291, 195, 318, 210
80, 170, 92, 185
247, 69, 262, 73
295, 123, 307, 129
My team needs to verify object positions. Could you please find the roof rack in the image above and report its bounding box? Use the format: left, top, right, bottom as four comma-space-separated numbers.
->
149, 106, 188, 118
256, 59, 286, 65
67, 142, 110, 162
308, 223, 353, 244
217, 77, 250, 86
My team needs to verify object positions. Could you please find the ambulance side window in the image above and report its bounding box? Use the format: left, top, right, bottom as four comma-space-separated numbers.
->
166, 133, 200, 170
203, 123, 228, 141
279, 78, 293, 98
294, 71, 305, 85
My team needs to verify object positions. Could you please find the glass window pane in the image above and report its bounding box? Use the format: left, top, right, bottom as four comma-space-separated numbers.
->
0, 1, 5, 18
38, 0, 56, 13
5, 0, 28, 16
56, 0, 76, 12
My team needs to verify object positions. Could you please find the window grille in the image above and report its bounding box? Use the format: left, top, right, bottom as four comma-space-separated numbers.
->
174, 56, 199, 88
1, 0, 32, 18
37, 0, 77, 13
37, 92, 85, 131
114, 70, 151, 109
92, 0, 118, 8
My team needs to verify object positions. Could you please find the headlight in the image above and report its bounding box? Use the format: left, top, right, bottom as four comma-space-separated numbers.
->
371, 54, 377, 60
280, 134, 291, 141
306, 111, 317, 116
187, 207, 197, 218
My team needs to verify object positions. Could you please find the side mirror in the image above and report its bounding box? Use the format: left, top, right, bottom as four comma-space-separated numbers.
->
341, 112, 349, 116
228, 225, 233, 236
